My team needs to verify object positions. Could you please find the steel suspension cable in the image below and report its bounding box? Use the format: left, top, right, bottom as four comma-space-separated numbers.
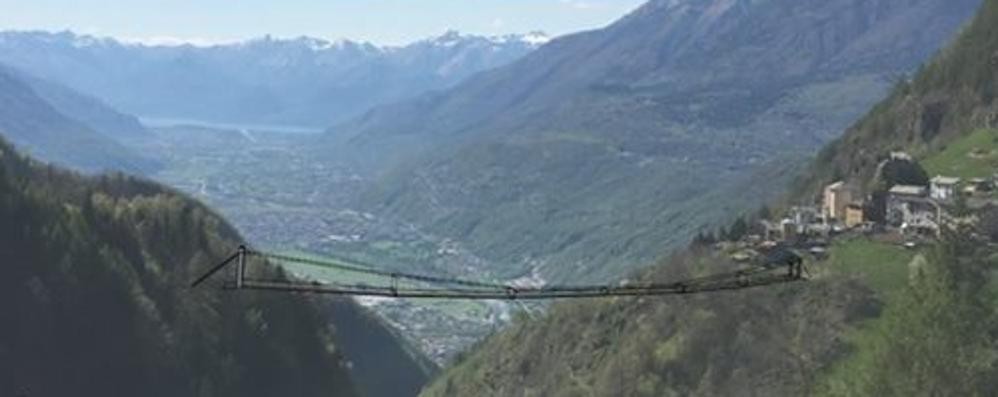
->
195, 248, 805, 300
248, 249, 775, 293
247, 249, 515, 290
232, 269, 802, 300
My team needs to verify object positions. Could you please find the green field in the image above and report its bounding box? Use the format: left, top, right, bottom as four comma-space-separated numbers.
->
271, 249, 498, 318
820, 237, 917, 296
272, 250, 390, 286
923, 128, 998, 179
813, 237, 922, 395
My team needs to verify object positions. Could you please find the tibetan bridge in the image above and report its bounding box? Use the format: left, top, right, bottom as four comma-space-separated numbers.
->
191, 245, 807, 300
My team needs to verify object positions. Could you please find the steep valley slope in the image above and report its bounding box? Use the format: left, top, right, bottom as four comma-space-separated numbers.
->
420, 1, 998, 395
326, 0, 982, 284
0, 66, 156, 173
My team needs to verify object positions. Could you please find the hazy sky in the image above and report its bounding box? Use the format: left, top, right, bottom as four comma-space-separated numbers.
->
0, 0, 646, 45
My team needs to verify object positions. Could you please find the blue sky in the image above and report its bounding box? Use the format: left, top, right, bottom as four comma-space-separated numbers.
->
0, 0, 646, 45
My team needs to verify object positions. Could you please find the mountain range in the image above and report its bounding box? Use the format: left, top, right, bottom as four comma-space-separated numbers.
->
0, 30, 548, 127
325, 0, 983, 283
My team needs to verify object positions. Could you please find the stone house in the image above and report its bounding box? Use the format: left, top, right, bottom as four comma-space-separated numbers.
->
823, 181, 858, 222
845, 203, 865, 228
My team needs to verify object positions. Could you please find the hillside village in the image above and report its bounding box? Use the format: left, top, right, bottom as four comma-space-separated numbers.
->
707, 149, 998, 266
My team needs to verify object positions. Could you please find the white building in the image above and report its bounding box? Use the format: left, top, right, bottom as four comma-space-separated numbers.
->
890, 151, 913, 161
930, 176, 960, 201
789, 206, 820, 227
886, 185, 939, 235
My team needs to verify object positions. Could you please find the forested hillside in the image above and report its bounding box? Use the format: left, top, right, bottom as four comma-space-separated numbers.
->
424, 236, 997, 396
421, 1, 998, 395
0, 137, 429, 396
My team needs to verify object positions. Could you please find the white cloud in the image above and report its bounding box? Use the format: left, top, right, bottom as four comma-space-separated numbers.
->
491, 18, 506, 28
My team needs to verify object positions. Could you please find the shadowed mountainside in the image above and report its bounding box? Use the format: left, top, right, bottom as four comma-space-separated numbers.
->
0, 136, 432, 396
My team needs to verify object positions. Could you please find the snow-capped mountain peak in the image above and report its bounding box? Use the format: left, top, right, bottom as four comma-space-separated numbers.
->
0, 28, 543, 126
433, 30, 467, 47
517, 31, 551, 46
424, 30, 551, 49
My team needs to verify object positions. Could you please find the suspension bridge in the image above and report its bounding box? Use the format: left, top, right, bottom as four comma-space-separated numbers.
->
191, 245, 806, 300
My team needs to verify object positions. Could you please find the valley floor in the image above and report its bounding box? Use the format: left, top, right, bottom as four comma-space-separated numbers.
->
129, 122, 525, 364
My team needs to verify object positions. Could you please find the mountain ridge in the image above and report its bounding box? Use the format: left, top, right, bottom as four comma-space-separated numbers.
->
0, 29, 547, 127
0, 66, 157, 173
322, 0, 982, 283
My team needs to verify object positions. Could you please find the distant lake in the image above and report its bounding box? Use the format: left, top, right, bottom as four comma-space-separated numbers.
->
140, 116, 324, 135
